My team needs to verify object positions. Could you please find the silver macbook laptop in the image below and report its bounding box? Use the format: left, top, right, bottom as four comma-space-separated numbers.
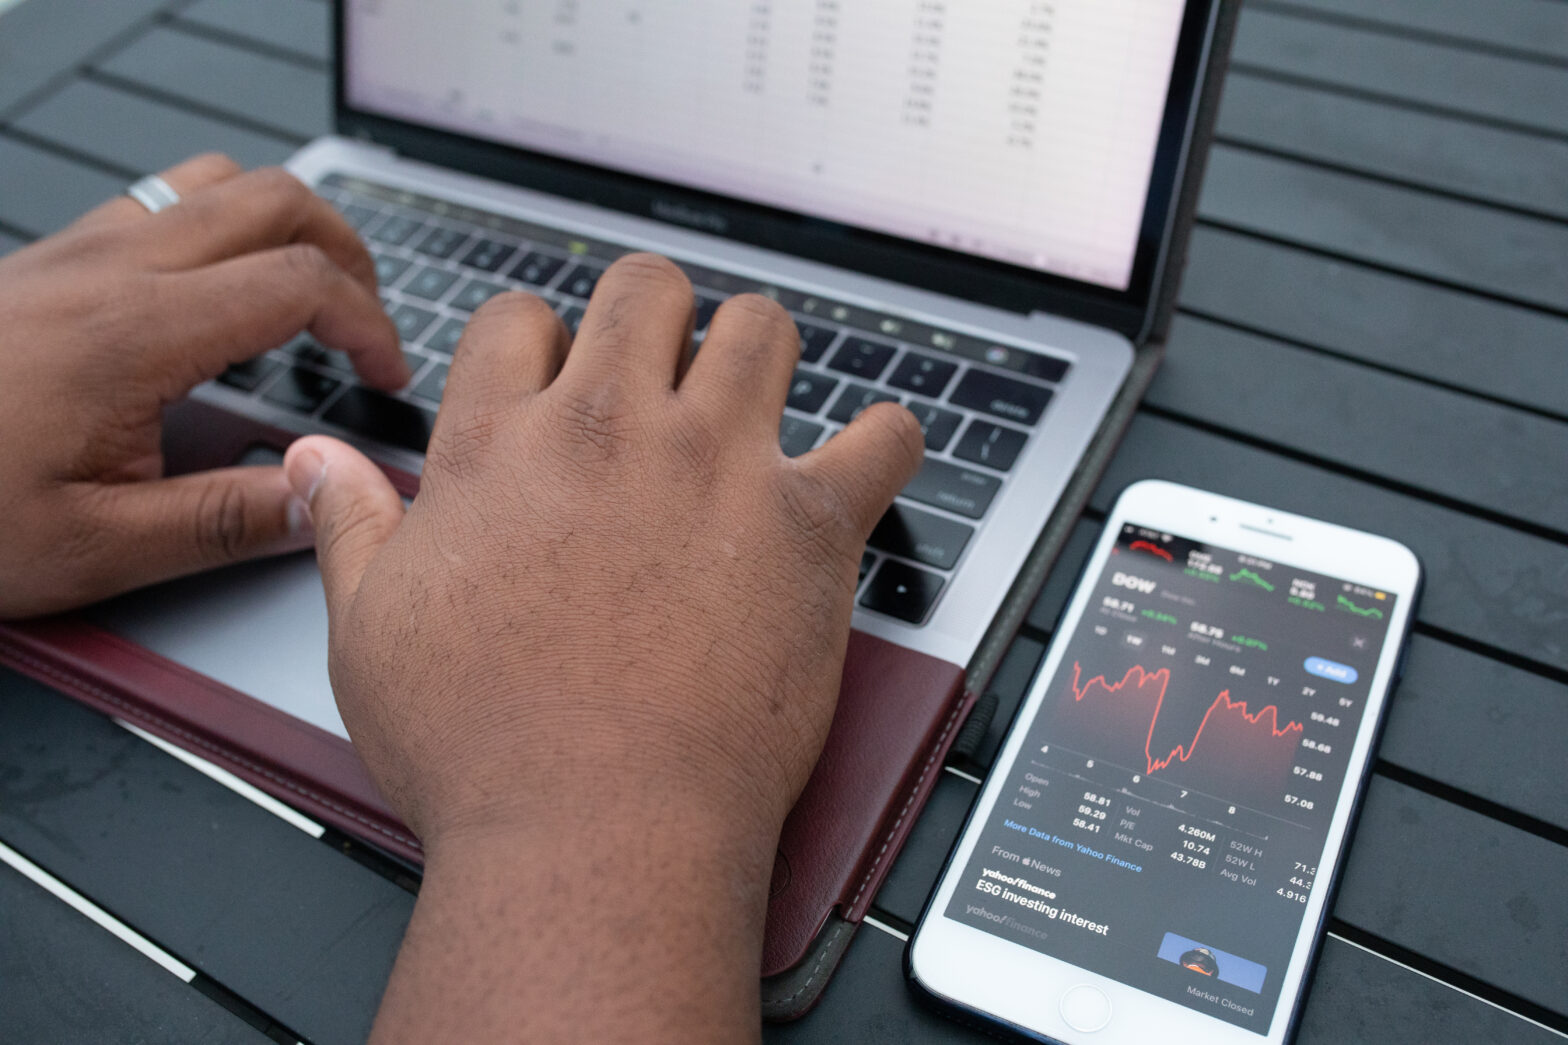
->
96, 0, 1223, 740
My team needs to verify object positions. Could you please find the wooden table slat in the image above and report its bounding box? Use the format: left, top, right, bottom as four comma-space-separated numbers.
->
97, 24, 331, 143
1178, 227, 1568, 420
0, 675, 408, 1045
1385, 635, 1568, 833
1217, 72, 1568, 219
175, 0, 332, 65
0, 865, 276, 1045
1149, 314, 1568, 533
1199, 146, 1568, 313
11, 78, 295, 179
1255, 0, 1568, 65
0, 134, 127, 237
1092, 415, 1568, 674
1335, 778, 1568, 1016
1233, 7, 1568, 137
0, 0, 168, 120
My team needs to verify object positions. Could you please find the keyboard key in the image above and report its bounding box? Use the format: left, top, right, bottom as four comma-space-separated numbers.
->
262, 367, 341, 414
510, 250, 566, 286
778, 414, 824, 458
949, 369, 1053, 426
1023, 352, 1071, 384
901, 458, 1001, 519
339, 203, 379, 230
413, 225, 468, 259
402, 350, 426, 376
888, 352, 958, 398
372, 252, 412, 287
403, 266, 460, 301
827, 337, 897, 381
461, 238, 516, 272
450, 279, 508, 313
869, 503, 975, 571
904, 401, 963, 452
786, 370, 838, 414
322, 387, 436, 453
826, 383, 898, 424
424, 317, 466, 356
693, 294, 722, 332
859, 560, 944, 624
557, 262, 604, 300
559, 304, 586, 333
290, 339, 354, 374
796, 320, 837, 363
366, 214, 422, 246
858, 551, 875, 584
390, 303, 438, 343
217, 356, 280, 392
411, 362, 449, 404
954, 420, 1028, 472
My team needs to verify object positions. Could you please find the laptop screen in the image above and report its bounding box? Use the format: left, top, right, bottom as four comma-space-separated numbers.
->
345, 1, 1191, 293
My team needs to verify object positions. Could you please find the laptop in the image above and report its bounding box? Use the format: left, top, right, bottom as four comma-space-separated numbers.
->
66, 0, 1234, 1017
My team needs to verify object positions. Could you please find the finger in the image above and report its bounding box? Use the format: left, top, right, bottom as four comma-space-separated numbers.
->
150, 243, 407, 393
80, 465, 315, 596
795, 402, 925, 536
129, 166, 379, 293
435, 291, 569, 436
70, 153, 244, 232
680, 293, 800, 433
559, 253, 693, 392
285, 436, 405, 621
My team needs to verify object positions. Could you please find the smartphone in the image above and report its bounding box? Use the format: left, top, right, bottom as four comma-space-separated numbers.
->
907, 480, 1421, 1044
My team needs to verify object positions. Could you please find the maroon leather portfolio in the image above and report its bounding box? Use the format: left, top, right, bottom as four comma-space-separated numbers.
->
0, 398, 974, 1018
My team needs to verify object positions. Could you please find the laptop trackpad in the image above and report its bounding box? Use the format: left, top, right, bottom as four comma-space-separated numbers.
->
87, 552, 350, 741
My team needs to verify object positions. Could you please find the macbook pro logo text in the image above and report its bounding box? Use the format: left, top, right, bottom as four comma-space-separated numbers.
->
652, 199, 729, 234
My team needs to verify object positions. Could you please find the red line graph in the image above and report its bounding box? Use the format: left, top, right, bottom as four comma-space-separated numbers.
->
1067, 663, 1303, 776
1128, 540, 1174, 562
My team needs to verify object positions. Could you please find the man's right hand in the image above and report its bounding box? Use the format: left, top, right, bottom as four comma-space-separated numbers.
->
286, 253, 924, 1042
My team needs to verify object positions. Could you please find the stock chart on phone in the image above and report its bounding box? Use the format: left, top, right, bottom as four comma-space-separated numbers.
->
947, 523, 1397, 1031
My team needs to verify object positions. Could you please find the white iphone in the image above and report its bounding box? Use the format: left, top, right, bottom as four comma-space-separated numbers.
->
907, 480, 1421, 1043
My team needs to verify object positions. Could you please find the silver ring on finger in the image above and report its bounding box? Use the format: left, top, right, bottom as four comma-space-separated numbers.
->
125, 174, 182, 214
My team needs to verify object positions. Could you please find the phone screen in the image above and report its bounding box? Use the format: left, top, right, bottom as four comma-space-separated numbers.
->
944, 522, 1399, 1033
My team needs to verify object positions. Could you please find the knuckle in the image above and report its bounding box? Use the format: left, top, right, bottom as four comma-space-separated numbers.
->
776, 475, 853, 555
186, 152, 243, 181
601, 252, 691, 304
468, 290, 559, 338
425, 411, 505, 479
194, 482, 254, 564
717, 292, 792, 335
250, 165, 308, 202
546, 383, 632, 459
278, 242, 336, 284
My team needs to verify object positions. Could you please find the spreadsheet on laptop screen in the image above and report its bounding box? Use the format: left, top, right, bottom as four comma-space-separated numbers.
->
346, 1, 1189, 292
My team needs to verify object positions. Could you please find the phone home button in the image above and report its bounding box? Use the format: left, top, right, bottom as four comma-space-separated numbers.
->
1059, 984, 1112, 1033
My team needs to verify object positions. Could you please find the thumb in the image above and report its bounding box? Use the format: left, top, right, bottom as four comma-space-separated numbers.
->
284, 435, 405, 618
87, 465, 316, 597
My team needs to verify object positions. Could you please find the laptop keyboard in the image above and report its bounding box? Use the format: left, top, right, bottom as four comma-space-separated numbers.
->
219, 174, 1073, 627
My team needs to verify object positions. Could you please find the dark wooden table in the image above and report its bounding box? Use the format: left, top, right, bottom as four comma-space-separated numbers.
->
2, 1, 1565, 1041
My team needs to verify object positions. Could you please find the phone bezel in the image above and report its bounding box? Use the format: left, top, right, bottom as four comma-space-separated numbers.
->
906, 479, 1422, 1045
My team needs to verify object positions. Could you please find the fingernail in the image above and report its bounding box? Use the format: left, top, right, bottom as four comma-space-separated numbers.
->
286, 446, 327, 504
285, 495, 314, 539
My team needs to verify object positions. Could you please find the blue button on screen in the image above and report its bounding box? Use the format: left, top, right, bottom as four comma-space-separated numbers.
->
1304, 656, 1358, 684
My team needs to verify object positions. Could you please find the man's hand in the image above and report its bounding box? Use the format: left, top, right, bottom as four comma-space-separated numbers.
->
0, 154, 407, 618
286, 254, 923, 1042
